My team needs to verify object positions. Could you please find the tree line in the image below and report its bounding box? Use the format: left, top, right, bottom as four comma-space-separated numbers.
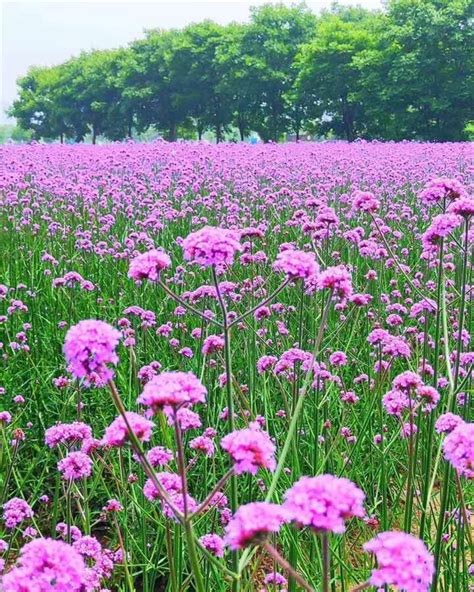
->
9, 0, 473, 143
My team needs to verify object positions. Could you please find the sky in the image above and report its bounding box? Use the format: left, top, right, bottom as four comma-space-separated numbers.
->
1, 0, 384, 123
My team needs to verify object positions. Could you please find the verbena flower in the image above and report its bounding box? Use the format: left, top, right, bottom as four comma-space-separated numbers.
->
224, 502, 288, 550
363, 531, 435, 591
57, 451, 93, 480
128, 249, 171, 282
182, 226, 241, 267
221, 424, 276, 474
2, 538, 88, 592
64, 320, 121, 386
199, 533, 225, 557
273, 248, 319, 280
137, 370, 207, 411
102, 412, 154, 447
283, 474, 365, 533
443, 422, 474, 479
3, 498, 34, 529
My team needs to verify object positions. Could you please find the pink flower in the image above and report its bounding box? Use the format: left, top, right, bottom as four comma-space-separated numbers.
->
64, 320, 120, 387
363, 531, 434, 591
273, 249, 319, 280
3, 498, 34, 529
435, 412, 464, 434
283, 474, 365, 533
443, 422, 474, 479
221, 425, 276, 475
57, 452, 92, 480
147, 446, 173, 467
189, 435, 215, 457
419, 177, 466, 204
316, 266, 352, 301
102, 412, 154, 447
2, 538, 88, 592
199, 533, 225, 557
45, 422, 92, 448
182, 226, 241, 267
447, 196, 474, 217
329, 351, 347, 366
128, 249, 171, 282
352, 190, 380, 213
137, 371, 207, 411
224, 502, 288, 550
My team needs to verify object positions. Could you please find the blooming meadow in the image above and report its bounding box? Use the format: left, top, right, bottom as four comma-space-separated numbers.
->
0, 140, 472, 591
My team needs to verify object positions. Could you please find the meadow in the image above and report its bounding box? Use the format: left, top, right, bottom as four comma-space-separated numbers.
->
0, 140, 472, 591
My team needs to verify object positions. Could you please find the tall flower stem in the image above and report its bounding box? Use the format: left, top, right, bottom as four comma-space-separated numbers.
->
229, 278, 290, 328
107, 381, 206, 592
211, 266, 239, 591
262, 541, 314, 592
158, 278, 223, 328
239, 291, 333, 574
321, 533, 330, 592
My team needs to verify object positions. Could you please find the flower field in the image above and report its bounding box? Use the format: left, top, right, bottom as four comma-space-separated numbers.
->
0, 140, 472, 591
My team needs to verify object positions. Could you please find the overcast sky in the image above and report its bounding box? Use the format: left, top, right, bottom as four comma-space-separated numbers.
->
1, 0, 383, 123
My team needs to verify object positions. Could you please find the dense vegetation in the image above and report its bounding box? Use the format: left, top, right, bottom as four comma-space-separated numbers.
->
0, 141, 472, 591
9, 0, 473, 143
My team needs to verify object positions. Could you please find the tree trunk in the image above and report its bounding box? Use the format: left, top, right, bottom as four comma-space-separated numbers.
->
216, 123, 222, 144
92, 126, 97, 145
127, 122, 132, 138
239, 125, 245, 142
168, 123, 177, 142
60, 133, 64, 144
341, 99, 354, 142
295, 127, 300, 142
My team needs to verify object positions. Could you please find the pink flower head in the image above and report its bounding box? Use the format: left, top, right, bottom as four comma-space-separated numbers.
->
221, 424, 276, 475
273, 249, 319, 280
283, 474, 365, 533
45, 422, 92, 448
137, 371, 207, 411
419, 177, 466, 204
147, 446, 173, 467
102, 412, 154, 447
363, 531, 435, 591
128, 249, 171, 282
3, 498, 34, 529
2, 538, 88, 592
199, 533, 225, 557
447, 196, 474, 218
224, 502, 288, 550
64, 320, 120, 387
435, 412, 464, 434
57, 452, 92, 480
316, 266, 352, 301
352, 190, 380, 213
182, 226, 241, 267
329, 351, 347, 366
443, 422, 474, 479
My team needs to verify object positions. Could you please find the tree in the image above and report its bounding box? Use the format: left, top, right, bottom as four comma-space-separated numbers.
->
239, 3, 318, 142
377, 0, 473, 140
296, 8, 382, 141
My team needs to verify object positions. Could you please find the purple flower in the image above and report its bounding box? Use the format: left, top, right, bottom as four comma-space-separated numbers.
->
443, 422, 474, 479
221, 424, 276, 475
283, 474, 365, 533
2, 538, 88, 592
273, 248, 319, 280
102, 412, 154, 447
3, 498, 34, 529
64, 320, 121, 386
316, 266, 352, 301
137, 371, 207, 411
182, 226, 241, 267
363, 531, 435, 591
199, 533, 225, 557
224, 502, 288, 550
128, 249, 171, 282
352, 190, 380, 213
435, 412, 464, 434
57, 451, 92, 480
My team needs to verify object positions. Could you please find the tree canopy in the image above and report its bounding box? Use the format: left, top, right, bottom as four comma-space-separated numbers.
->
9, 1, 473, 143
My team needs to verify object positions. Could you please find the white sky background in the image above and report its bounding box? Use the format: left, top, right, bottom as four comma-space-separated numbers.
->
1, 0, 384, 123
